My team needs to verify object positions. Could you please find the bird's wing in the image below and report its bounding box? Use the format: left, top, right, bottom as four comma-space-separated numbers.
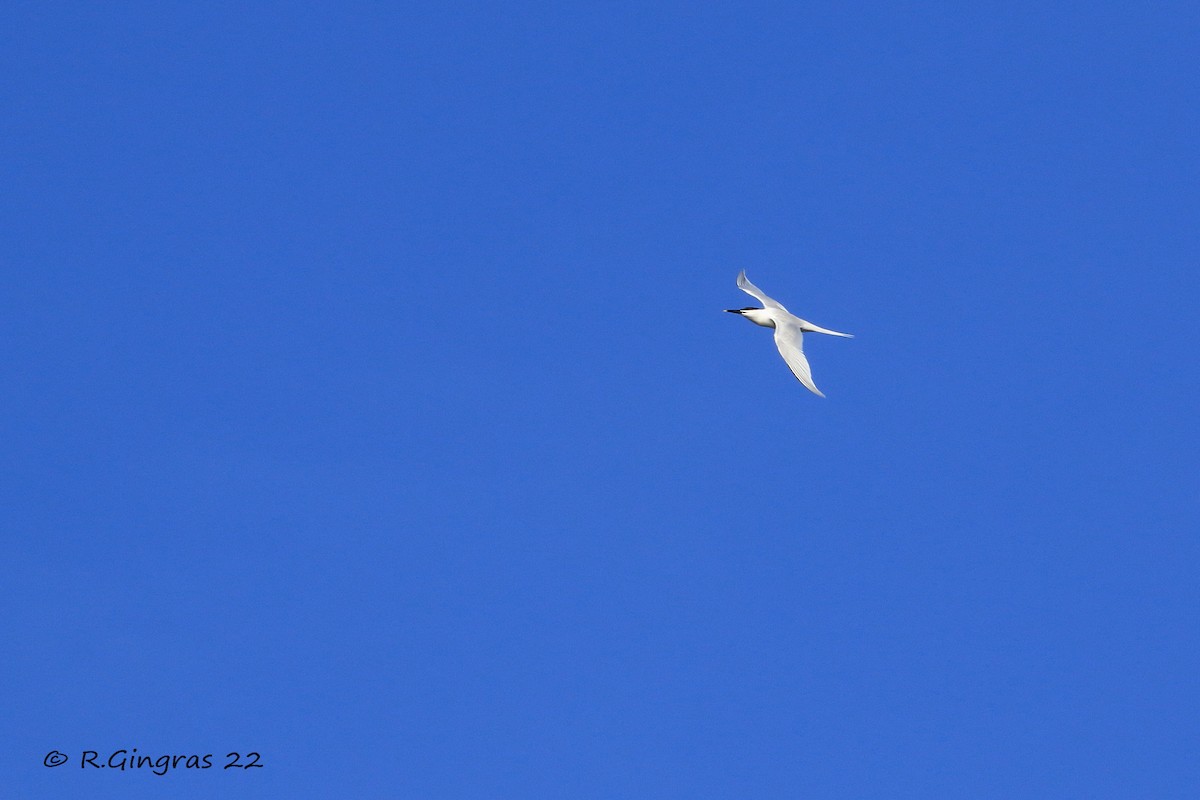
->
773, 319, 824, 397
737, 270, 787, 311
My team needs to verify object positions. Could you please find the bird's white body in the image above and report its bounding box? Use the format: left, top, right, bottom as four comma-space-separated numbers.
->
726, 270, 852, 397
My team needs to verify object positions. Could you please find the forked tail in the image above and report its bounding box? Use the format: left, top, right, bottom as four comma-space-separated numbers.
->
803, 322, 854, 338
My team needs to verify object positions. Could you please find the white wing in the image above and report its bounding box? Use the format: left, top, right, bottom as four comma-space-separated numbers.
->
773, 319, 824, 397
737, 270, 788, 311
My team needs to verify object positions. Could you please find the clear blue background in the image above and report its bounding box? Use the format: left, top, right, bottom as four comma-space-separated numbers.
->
3, 2, 1197, 797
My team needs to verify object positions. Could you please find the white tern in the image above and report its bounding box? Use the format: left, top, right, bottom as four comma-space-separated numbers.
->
726, 270, 853, 397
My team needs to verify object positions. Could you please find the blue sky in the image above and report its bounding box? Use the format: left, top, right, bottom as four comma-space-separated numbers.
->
3, 2, 1197, 797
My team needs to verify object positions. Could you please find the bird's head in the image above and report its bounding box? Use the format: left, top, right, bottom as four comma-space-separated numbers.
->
725, 307, 775, 328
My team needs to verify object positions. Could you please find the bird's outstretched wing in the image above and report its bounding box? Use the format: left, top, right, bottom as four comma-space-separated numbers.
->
773, 319, 824, 397
737, 270, 788, 311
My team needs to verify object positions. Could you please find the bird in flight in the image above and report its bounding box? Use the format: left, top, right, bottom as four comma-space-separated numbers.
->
726, 270, 853, 397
